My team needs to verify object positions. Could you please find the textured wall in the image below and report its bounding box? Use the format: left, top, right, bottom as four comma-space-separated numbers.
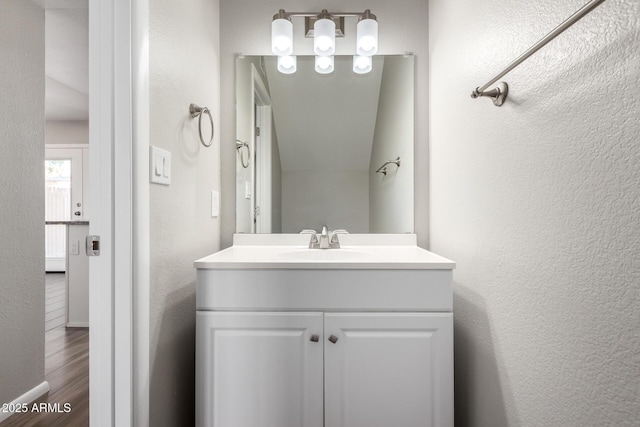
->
0, 0, 45, 405
148, 0, 220, 423
220, 0, 429, 248
428, 0, 640, 425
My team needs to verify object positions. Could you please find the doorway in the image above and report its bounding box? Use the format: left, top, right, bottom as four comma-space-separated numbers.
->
251, 67, 273, 233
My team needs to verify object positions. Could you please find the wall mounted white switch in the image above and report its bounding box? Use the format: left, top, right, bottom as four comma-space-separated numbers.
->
150, 146, 171, 185
70, 240, 79, 255
245, 181, 251, 199
211, 191, 220, 217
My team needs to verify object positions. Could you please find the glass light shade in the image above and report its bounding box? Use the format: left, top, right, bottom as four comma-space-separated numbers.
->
314, 18, 335, 56
315, 55, 334, 74
353, 55, 372, 74
356, 18, 378, 56
277, 55, 297, 74
272, 18, 293, 56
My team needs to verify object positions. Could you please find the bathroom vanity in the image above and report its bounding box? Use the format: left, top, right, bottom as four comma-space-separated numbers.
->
195, 234, 455, 427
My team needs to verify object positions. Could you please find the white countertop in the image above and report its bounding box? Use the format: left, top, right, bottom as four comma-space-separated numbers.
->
194, 234, 455, 270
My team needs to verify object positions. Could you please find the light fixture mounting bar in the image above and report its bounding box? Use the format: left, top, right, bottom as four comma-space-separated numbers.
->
276, 11, 374, 18
274, 10, 376, 39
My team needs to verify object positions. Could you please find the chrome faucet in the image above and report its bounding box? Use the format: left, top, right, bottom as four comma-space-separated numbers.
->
319, 225, 330, 249
300, 226, 349, 249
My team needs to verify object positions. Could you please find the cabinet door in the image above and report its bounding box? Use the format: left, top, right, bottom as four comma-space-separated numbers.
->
196, 311, 324, 427
324, 313, 453, 427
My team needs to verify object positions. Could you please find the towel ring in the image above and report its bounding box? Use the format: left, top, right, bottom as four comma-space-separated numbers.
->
189, 103, 214, 147
236, 140, 251, 168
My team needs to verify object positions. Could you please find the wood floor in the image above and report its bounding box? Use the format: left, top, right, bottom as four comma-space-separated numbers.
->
2, 274, 89, 427
45, 273, 66, 332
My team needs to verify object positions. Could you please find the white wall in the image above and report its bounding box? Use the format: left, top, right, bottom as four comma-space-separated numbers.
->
148, 0, 220, 423
271, 120, 282, 232
220, 0, 429, 247
369, 56, 414, 233
282, 170, 369, 233
429, 0, 640, 425
0, 0, 45, 406
45, 120, 89, 144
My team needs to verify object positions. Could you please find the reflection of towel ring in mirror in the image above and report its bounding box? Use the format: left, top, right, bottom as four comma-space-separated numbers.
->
189, 103, 214, 147
236, 140, 251, 168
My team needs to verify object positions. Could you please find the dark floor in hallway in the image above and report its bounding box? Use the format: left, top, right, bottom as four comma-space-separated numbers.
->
2, 273, 89, 427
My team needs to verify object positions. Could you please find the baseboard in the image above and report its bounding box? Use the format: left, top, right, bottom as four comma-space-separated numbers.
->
45, 257, 66, 273
66, 322, 89, 328
0, 381, 50, 422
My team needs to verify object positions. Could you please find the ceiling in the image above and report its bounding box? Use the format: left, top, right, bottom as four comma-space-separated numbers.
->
264, 56, 384, 172
34, 0, 89, 121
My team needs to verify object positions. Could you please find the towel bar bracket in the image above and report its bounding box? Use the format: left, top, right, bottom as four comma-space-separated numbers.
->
471, 82, 508, 106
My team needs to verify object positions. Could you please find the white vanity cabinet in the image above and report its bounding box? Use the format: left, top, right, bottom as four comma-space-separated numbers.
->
196, 312, 324, 427
196, 311, 452, 427
195, 234, 455, 427
324, 312, 453, 427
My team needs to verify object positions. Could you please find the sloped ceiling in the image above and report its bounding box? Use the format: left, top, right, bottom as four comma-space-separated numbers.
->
264, 56, 384, 172
33, 0, 88, 121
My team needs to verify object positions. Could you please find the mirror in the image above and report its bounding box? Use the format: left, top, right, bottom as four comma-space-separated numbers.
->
235, 55, 414, 234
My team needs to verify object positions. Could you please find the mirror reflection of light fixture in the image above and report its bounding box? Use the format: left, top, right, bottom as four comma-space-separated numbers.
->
272, 9, 293, 56
315, 55, 334, 74
271, 9, 378, 75
353, 55, 372, 74
313, 10, 335, 56
356, 10, 378, 56
278, 55, 297, 74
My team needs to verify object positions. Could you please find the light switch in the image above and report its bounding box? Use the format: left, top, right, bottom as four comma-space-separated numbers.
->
70, 240, 79, 255
211, 190, 220, 217
245, 181, 252, 199
150, 146, 171, 185
154, 155, 163, 176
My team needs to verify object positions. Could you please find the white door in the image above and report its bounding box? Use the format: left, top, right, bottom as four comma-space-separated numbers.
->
324, 313, 454, 427
44, 147, 87, 271
196, 311, 324, 427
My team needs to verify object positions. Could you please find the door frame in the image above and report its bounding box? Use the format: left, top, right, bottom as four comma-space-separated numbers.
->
89, 0, 134, 425
251, 65, 272, 233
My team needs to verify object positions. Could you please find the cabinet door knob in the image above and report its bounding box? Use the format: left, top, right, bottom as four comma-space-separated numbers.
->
328, 334, 339, 344
310, 334, 319, 342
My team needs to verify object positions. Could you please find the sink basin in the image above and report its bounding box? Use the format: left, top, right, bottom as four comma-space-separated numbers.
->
194, 233, 455, 312
274, 249, 369, 261
193, 233, 455, 270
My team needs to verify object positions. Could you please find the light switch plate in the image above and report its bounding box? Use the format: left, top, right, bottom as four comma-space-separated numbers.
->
245, 181, 251, 199
150, 146, 171, 185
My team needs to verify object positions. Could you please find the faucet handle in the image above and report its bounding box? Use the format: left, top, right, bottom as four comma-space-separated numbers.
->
330, 229, 349, 243
300, 229, 319, 248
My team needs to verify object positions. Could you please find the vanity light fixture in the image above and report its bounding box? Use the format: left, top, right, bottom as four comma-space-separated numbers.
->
315, 55, 334, 74
353, 55, 372, 74
271, 9, 378, 75
356, 10, 378, 56
278, 55, 297, 74
271, 10, 293, 56
313, 10, 336, 56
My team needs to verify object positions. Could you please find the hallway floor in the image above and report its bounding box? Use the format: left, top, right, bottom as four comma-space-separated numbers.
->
2, 274, 89, 427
